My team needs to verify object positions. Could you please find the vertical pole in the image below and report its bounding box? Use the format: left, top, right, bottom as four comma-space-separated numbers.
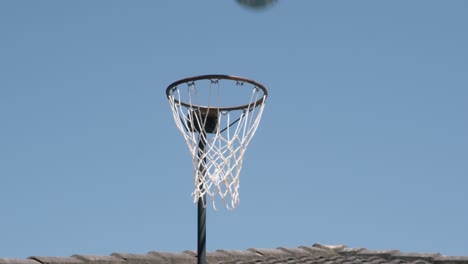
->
197, 132, 207, 264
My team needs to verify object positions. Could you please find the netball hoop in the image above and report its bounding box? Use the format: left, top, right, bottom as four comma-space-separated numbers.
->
166, 74, 268, 209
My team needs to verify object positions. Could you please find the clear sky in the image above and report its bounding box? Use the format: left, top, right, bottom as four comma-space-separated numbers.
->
1, 0, 467, 259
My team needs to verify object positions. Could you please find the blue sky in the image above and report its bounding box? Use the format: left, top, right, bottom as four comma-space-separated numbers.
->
1, 0, 467, 258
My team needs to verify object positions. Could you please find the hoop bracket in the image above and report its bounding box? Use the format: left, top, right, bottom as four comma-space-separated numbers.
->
187, 108, 219, 134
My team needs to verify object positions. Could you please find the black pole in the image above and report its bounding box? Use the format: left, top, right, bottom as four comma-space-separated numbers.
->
197, 133, 207, 264
197, 194, 206, 264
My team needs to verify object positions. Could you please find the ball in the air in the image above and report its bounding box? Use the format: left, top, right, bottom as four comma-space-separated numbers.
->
236, 0, 278, 10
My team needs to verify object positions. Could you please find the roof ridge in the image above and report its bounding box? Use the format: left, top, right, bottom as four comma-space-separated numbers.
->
1, 244, 467, 264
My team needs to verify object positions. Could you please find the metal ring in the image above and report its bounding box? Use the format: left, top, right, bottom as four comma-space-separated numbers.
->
166, 74, 268, 111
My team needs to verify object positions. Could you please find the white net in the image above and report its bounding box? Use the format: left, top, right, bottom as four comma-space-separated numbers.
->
167, 76, 267, 209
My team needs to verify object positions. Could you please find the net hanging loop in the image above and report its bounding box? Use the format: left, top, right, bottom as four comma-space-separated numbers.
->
166, 74, 268, 209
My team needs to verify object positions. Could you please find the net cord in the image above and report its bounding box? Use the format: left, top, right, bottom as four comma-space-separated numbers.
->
167, 81, 266, 209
